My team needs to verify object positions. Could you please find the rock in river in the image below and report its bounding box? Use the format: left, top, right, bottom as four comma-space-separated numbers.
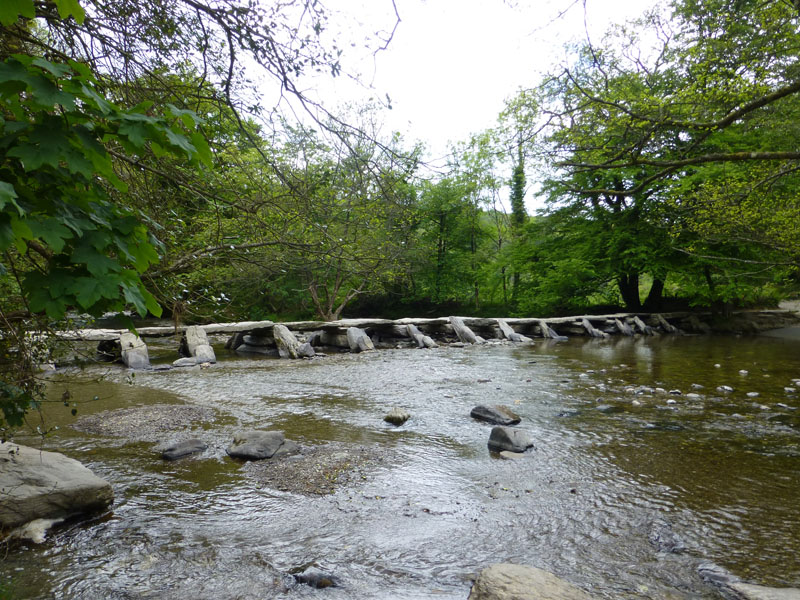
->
471, 405, 521, 426
0, 442, 113, 531
384, 408, 411, 425
728, 582, 800, 600
226, 431, 299, 460
161, 438, 208, 461
468, 563, 595, 600
488, 426, 534, 453
293, 570, 340, 589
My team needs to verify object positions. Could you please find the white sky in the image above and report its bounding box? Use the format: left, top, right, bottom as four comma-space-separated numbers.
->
302, 0, 657, 162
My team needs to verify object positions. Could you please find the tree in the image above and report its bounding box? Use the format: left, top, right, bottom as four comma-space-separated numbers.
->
515, 0, 800, 309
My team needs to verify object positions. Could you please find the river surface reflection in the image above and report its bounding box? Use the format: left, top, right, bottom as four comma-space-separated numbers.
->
4, 332, 800, 599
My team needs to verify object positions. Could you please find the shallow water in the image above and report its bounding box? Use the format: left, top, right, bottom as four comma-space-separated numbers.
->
3, 333, 800, 599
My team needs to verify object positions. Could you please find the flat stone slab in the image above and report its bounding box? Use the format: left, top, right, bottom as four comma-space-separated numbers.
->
469, 563, 595, 599
226, 431, 299, 460
161, 438, 208, 461
471, 405, 521, 426
499, 451, 526, 460
0, 442, 113, 530
488, 426, 534, 453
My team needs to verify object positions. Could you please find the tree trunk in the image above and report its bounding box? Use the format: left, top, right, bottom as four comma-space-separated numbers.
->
618, 272, 641, 310
643, 277, 665, 311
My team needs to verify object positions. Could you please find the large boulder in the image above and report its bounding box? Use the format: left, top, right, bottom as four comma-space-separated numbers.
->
488, 426, 534, 453
0, 442, 114, 531
119, 332, 150, 369
226, 431, 299, 460
469, 563, 595, 600
471, 405, 521, 426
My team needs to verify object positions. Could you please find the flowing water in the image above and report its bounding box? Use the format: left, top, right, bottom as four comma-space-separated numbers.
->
3, 332, 800, 599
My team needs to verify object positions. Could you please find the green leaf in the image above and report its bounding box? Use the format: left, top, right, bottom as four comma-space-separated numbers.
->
0, 0, 34, 26
54, 0, 85, 24
73, 276, 103, 309
71, 243, 120, 276
31, 58, 72, 78
191, 131, 213, 167
0, 181, 23, 216
166, 104, 201, 128
118, 120, 151, 148
165, 128, 196, 158
28, 218, 72, 253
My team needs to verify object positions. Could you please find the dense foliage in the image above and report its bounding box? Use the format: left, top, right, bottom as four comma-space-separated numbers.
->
2, 0, 800, 433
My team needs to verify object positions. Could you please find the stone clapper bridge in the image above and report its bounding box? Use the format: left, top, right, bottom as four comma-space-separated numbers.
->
47, 310, 768, 369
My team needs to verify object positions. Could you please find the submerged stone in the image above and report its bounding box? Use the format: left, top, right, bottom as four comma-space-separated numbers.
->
469, 563, 595, 600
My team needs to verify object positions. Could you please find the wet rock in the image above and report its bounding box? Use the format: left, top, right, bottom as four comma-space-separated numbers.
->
698, 562, 739, 586
729, 582, 800, 599
235, 344, 278, 356
181, 325, 209, 357
194, 344, 216, 363
699, 562, 800, 600
297, 342, 315, 358
161, 438, 208, 461
488, 427, 534, 453
717, 385, 734, 393
226, 431, 299, 461
470, 405, 521, 426
468, 563, 595, 600
172, 357, 198, 367
120, 332, 149, 369
596, 404, 625, 414
499, 451, 526, 460
747, 392, 760, 398
346, 327, 375, 353
384, 408, 410, 426
274, 324, 302, 359
294, 570, 340, 589
0, 442, 113, 531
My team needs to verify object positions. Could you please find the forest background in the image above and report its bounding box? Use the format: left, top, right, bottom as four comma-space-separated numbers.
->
2, 0, 800, 427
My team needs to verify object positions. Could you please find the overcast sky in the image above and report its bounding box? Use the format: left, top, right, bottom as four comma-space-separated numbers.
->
301, 0, 657, 161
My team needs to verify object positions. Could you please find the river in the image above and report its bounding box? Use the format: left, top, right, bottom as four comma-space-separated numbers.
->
3, 332, 800, 599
